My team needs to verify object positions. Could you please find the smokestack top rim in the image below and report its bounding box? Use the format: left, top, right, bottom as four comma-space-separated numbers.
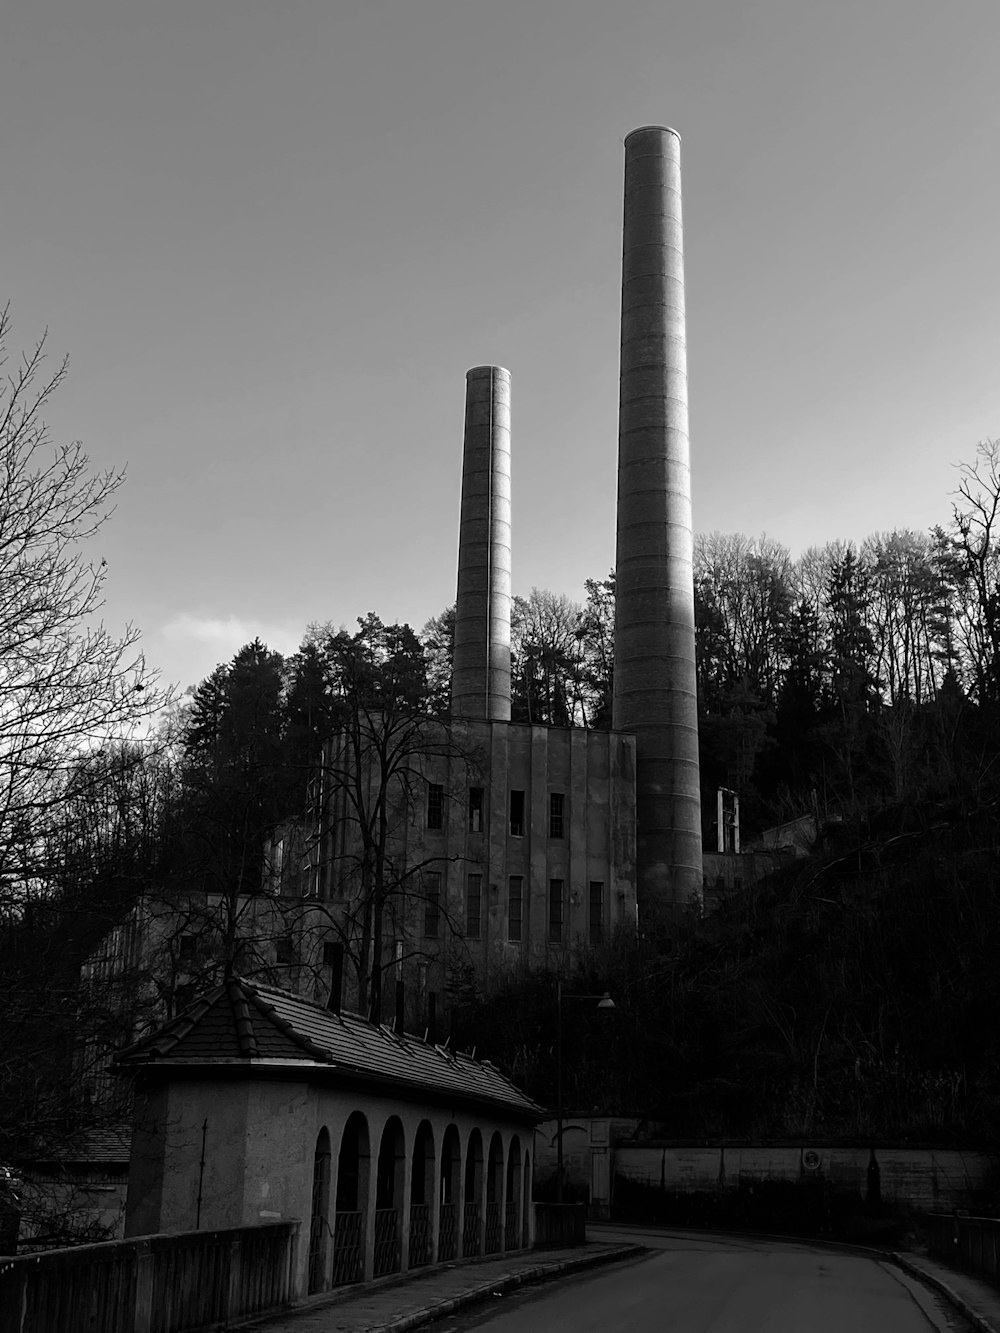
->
625, 125, 681, 144
466, 364, 511, 380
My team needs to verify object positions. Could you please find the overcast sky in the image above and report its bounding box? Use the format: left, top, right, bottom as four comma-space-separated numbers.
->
3, 1, 998, 696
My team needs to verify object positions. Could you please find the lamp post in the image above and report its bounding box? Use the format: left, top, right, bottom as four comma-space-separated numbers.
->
555, 978, 615, 1204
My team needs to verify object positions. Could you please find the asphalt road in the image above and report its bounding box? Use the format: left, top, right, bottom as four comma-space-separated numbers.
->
430, 1225, 973, 1333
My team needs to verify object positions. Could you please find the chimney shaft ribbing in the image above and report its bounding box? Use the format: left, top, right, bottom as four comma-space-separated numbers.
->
613, 126, 703, 911
451, 366, 512, 721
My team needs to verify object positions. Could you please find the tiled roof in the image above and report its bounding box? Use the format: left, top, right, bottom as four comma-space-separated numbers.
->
114, 977, 543, 1121
18, 1125, 132, 1168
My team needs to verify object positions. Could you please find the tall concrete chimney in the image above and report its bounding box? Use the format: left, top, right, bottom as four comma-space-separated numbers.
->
451, 365, 512, 721
613, 126, 703, 912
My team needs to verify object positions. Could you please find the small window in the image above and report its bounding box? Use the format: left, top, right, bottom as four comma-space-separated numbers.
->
427, 783, 444, 830
276, 935, 296, 965
508, 876, 523, 942
423, 870, 442, 938
466, 874, 482, 939
178, 934, 197, 963
548, 879, 564, 943
509, 790, 525, 837
322, 941, 342, 968
549, 793, 565, 838
589, 881, 604, 945
469, 786, 484, 833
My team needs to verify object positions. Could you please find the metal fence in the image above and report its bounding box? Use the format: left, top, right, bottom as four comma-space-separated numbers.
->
484, 1201, 502, 1254
438, 1202, 458, 1262
0, 1222, 297, 1333
372, 1208, 400, 1278
926, 1212, 1000, 1281
331, 1210, 364, 1286
462, 1203, 481, 1257
408, 1203, 431, 1268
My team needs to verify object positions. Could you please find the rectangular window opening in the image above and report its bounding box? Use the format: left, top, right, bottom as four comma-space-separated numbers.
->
427, 782, 444, 830
548, 879, 564, 944
509, 790, 525, 837
466, 874, 482, 940
589, 881, 604, 946
508, 876, 523, 942
549, 792, 565, 838
423, 870, 442, 938
469, 786, 484, 833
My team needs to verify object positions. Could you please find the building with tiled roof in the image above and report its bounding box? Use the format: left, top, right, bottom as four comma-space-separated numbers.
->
114, 976, 543, 1298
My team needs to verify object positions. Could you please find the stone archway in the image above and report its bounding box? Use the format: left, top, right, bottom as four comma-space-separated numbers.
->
522, 1149, 532, 1247
463, 1128, 484, 1257
374, 1116, 405, 1277
308, 1127, 333, 1294
485, 1131, 504, 1253
505, 1135, 522, 1249
438, 1123, 462, 1262
408, 1120, 435, 1268
332, 1112, 370, 1286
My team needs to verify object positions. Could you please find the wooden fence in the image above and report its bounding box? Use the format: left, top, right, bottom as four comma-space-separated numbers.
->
0, 1221, 298, 1333
925, 1212, 1000, 1282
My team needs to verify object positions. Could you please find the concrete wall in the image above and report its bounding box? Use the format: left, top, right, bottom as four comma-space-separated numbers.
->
533, 1118, 1000, 1216
614, 1143, 998, 1212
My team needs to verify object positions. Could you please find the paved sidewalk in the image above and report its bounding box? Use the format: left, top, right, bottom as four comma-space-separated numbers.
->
891, 1251, 1000, 1333
232, 1243, 645, 1333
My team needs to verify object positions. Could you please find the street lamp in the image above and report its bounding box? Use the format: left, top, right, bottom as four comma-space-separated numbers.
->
555, 978, 616, 1204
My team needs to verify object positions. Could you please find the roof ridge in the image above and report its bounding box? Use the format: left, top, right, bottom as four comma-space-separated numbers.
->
248, 979, 363, 1029
117, 984, 225, 1060
227, 977, 260, 1058
242, 983, 335, 1064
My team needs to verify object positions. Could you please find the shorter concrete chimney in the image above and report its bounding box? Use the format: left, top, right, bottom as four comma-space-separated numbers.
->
451, 366, 512, 720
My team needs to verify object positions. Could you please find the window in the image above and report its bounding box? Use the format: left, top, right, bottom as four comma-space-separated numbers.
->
589, 881, 604, 945
549, 792, 565, 838
423, 870, 442, 938
469, 786, 484, 833
178, 934, 197, 963
509, 790, 525, 837
466, 874, 482, 939
508, 876, 523, 942
427, 782, 444, 830
548, 879, 564, 943
276, 935, 296, 965
322, 941, 342, 968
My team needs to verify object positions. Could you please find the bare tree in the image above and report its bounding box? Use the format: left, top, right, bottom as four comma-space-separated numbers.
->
0, 308, 166, 895
944, 440, 1000, 703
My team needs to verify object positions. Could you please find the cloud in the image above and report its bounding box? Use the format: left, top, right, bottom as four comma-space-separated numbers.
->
152, 614, 304, 693
162, 613, 301, 657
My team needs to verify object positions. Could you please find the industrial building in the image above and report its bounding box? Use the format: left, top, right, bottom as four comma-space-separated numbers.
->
292, 127, 704, 1021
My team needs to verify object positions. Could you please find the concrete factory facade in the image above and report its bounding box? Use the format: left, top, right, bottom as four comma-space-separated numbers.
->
293, 127, 703, 1016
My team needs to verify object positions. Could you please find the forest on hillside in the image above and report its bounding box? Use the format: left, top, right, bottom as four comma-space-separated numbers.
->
6, 436, 1000, 1176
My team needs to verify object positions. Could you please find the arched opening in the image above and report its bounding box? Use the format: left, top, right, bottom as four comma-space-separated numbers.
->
308, 1128, 332, 1293
462, 1128, 484, 1257
408, 1120, 435, 1268
438, 1123, 462, 1262
505, 1136, 522, 1249
332, 1112, 370, 1286
484, 1132, 504, 1253
522, 1150, 532, 1247
373, 1116, 405, 1277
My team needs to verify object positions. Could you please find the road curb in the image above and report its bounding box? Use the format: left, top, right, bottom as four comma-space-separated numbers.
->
886, 1253, 1000, 1333
371, 1244, 648, 1333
